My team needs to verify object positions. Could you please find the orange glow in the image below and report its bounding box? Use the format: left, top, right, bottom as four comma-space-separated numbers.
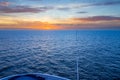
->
24, 22, 61, 30
0, 19, 61, 30
0, 16, 120, 30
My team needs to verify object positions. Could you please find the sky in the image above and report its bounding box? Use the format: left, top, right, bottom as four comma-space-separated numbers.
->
0, 0, 120, 30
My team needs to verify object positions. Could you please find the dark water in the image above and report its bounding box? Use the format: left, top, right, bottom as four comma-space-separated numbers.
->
0, 30, 120, 80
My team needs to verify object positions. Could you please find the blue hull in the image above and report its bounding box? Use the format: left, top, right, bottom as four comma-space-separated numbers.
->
1, 73, 69, 80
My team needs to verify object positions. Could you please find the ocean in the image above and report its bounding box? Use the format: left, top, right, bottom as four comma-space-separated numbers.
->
0, 30, 120, 80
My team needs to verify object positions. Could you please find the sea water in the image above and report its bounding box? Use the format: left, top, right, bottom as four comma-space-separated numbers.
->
0, 30, 120, 80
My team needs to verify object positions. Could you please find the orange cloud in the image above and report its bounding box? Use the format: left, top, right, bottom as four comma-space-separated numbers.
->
0, 20, 62, 30
55, 16, 120, 29
0, 16, 120, 30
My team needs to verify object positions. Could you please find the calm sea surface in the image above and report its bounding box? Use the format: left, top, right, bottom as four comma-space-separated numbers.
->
0, 30, 120, 80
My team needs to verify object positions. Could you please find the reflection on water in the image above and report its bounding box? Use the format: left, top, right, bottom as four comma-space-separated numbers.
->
0, 30, 120, 80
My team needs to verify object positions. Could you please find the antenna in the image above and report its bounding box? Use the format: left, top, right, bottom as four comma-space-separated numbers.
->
76, 29, 79, 80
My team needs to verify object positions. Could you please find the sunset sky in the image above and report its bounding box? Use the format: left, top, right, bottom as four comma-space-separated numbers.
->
0, 0, 120, 30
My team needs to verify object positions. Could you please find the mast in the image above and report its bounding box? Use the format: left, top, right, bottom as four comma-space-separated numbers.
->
76, 29, 79, 80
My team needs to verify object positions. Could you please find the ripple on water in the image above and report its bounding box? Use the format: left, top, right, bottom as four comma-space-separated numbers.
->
0, 30, 120, 80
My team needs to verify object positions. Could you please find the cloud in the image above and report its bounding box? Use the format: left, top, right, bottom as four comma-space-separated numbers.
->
92, 1, 120, 6
27, 0, 42, 1
72, 16, 120, 22
77, 11, 88, 14
0, 18, 120, 30
0, 1, 11, 6
54, 16, 120, 29
0, 5, 53, 13
80, 1, 120, 8
0, 20, 61, 30
56, 23, 120, 30
57, 7, 70, 11
56, 1, 120, 11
